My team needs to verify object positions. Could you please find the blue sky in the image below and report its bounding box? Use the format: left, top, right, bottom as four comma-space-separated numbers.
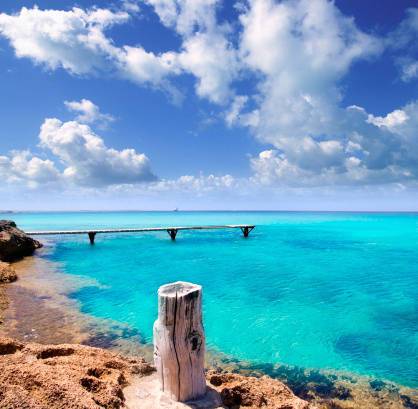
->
0, 0, 418, 210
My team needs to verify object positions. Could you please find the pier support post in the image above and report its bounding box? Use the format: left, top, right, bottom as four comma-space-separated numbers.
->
241, 226, 254, 238
88, 232, 96, 245
167, 229, 178, 240
153, 281, 206, 402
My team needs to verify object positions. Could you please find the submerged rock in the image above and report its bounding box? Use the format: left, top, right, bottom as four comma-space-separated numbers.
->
0, 262, 17, 283
0, 220, 42, 262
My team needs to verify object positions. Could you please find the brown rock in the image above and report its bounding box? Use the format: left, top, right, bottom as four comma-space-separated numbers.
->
0, 220, 42, 262
208, 371, 314, 408
0, 337, 154, 409
0, 261, 17, 283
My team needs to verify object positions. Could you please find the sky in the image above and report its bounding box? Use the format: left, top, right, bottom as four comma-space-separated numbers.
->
0, 0, 418, 211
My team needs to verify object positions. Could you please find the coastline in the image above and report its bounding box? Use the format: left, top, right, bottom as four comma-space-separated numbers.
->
0, 253, 417, 408
0, 251, 154, 360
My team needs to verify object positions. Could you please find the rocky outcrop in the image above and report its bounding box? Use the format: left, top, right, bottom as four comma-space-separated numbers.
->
0, 262, 17, 283
0, 337, 154, 409
208, 371, 313, 409
0, 220, 42, 262
0, 336, 314, 409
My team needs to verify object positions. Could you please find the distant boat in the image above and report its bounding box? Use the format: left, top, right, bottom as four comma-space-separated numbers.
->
173, 208, 179, 212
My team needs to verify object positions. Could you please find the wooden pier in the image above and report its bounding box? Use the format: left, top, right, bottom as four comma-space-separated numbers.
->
26, 224, 255, 244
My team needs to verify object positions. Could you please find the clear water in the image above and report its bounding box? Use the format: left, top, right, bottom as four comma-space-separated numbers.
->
4, 211, 418, 387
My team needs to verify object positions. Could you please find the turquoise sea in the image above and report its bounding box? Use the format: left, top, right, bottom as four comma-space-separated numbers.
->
3, 211, 418, 388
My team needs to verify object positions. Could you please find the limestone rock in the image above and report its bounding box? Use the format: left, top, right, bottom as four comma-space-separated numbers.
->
0, 261, 17, 283
207, 371, 314, 409
0, 220, 42, 261
0, 337, 154, 409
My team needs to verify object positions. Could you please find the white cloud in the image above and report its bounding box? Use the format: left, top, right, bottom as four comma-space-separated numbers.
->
2, 0, 418, 195
0, 6, 181, 96
151, 173, 237, 193
144, 0, 219, 35
238, 0, 382, 144
251, 101, 418, 187
178, 31, 239, 103
0, 150, 59, 188
229, 0, 390, 186
0, 7, 128, 74
0, 2, 240, 104
39, 118, 156, 186
0, 98, 157, 189
144, 0, 240, 103
367, 109, 409, 129
64, 99, 115, 126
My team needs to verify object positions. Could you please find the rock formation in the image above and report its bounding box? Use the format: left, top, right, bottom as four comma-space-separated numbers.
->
0, 337, 316, 409
0, 337, 154, 409
0, 262, 17, 283
208, 371, 313, 409
0, 220, 42, 262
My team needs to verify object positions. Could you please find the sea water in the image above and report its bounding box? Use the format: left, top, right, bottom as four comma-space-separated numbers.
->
4, 211, 418, 387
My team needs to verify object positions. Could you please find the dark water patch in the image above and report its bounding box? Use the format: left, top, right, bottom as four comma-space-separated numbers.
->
335, 333, 418, 386
370, 379, 387, 391
401, 394, 418, 409
82, 322, 145, 350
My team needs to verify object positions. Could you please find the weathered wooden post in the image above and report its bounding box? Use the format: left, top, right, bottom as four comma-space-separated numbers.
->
153, 281, 206, 402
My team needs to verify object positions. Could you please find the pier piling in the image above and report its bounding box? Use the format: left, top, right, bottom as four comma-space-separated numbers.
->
167, 228, 178, 241
241, 226, 254, 238
88, 232, 96, 245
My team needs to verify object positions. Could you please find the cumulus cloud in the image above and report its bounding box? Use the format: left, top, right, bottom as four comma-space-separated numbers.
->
0, 150, 60, 188
178, 32, 239, 103
233, 0, 396, 186
0, 2, 239, 104
144, 0, 240, 103
0, 100, 157, 188
39, 118, 156, 186
238, 0, 382, 142
65, 99, 115, 126
2, 0, 418, 193
251, 102, 418, 187
0, 7, 128, 74
367, 109, 409, 129
0, 6, 181, 96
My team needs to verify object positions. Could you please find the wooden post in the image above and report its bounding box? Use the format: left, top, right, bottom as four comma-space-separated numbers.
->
153, 281, 206, 402
241, 226, 254, 238
167, 229, 178, 240
88, 232, 96, 245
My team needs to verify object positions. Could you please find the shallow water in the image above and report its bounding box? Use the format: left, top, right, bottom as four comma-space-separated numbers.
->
4, 211, 418, 388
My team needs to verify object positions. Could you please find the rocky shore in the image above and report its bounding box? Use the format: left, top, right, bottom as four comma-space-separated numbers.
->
0, 262, 17, 283
0, 220, 42, 263
0, 337, 315, 409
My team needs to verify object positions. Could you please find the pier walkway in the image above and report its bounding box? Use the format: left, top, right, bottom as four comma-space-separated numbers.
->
26, 224, 255, 244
